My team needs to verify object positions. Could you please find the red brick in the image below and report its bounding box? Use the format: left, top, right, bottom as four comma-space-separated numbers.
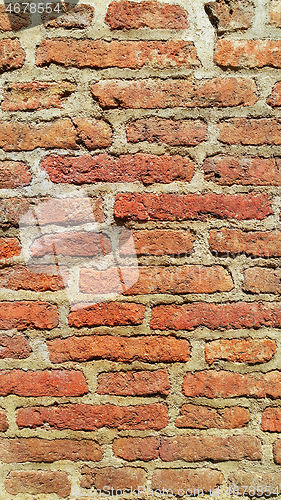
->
97, 369, 170, 396
17, 403, 168, 430
47, 335, 190, 363
30, 231, 111, 258
183, 370, 281, 399
243, 267, 281, 294
42, 3, 95, 28
0, 369, 88, 397
228, 472, 281, 495
219, 118, 281, 145
151, 302, 281, 331
5, 470, 70, 497
120, 229, 194, 256
0, 4, 30, 30
261, 407, 281, 432
68, 302, 145, 328
0, 301, 58, 330
79, 265, 233, 295
91, 77, 257, 109
81, 466, 146, 490
105, 1, 189, 29
151, 468, 223, 493
205, 0, 254, 33
0, 199, 33, 227
0, 161, 31, 188
175, 404, 250, 429
0, 39, 25, 73
215, 39, 281, 68
0, 118, 111, 151
160, 435, 261, 462
0, 438, 102, 463
114, 193, 272, 221
267, 82, 281, 106
0, 334, 31, 359
36, 39, 199, 69
269, 0, 281, 26
126, 118, 207, 146
0, 238, 21, 258
209, 228, 281, 258
273, 440, 281, 463
0, 410, 8, 432
2, 81, 76, 111
113, 437, 160, 461
0, 265, 68, 291
204, 155, 281, 185
41, 153, 194, 184
205, 338, 277, 364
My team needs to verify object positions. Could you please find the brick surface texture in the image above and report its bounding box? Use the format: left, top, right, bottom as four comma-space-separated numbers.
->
0, 1, 280, 498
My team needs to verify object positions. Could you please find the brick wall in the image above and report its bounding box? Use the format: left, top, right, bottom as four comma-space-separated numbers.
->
0, 0, 281, 498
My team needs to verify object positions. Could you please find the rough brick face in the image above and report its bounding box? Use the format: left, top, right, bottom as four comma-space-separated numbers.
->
0, 301, 59, 330
219, 118, 281, 145
30, 231, 111, 257
42, 3, 95, 28
205, 0, 254, 33
120, 229, 194, 256
151, 469, 223, 492
69, 302, 145, 327
0, 334, 31, 359
261, 408, 281, 432
205, 338, 277, 364
47, 335, 190, 363
105, 1, 189, 29
0, 161, 31, 188
0, 265, 68, 291
5, 470, 71, 497
17, 403, 169, 430
91, 77, 257, 109
0, 410, 8, 432
215, 40, 281, 68
126, 118, 207, 145
0, 4, 30, 30
113, 437, 160, 461
269, 0, 281, 26
0, 39, 25, 73
81, 466, 146, 490
36, 39, 199, 69
0, 370, 88, 396
243, 267, 281, 294
209, 228, 281, 257
2, 81, 76, 111
0, 238, 21, 259
97, 369, 170, 395
175, 404, 250, 429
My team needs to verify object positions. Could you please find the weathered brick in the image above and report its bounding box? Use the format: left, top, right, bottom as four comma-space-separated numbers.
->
0, 118, 111, 151
160, 435, 261, 462
81, 466, 146, 490
0, 39, 25, 73
219, 118, 281, 145
5, 470, 71, 497
41, 153, 194, 184
228, 472, 281, 496
0, 409, 8, 432
30, 231, 111, 257
0, 438, 102, 463
91, 77, 257, 109
79, 265, 233, 295
105, 1, 189, 29
115, 193, 271, 222
2, 81, 76, 111
205, 338, 277, 364
175, 404, 250, 429
0, 301, 59, 330
42, 3, 95, 28
120, 229, 194, 256
209, 228, 281, 258
151, 469, 223, 493
97, 369, 170, 396
0, 238, 21, 259
0, 4, 30, 30
126, 118, 207, 146
0, 161, 31, 188
68, 302, 145, 328
204, 155, 281, 185
205, 0, 254, 33
0, 334, 31, 359
183, 370, 281, 399
261, 407, 281, 432
17, 403, 168, 430
36, 39, 199, 69
47, 335, 190, 363
113, 437, 160, 461
215, 40, 281, 68
273, 440, 281, 463
0, 199, 33, 227
0, 265, 68, 291
267, 81, 281, 106
243, 267, 281, 294
0, 370, 88, 396
151, 302, 281, 331
269, 0, 281, 26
